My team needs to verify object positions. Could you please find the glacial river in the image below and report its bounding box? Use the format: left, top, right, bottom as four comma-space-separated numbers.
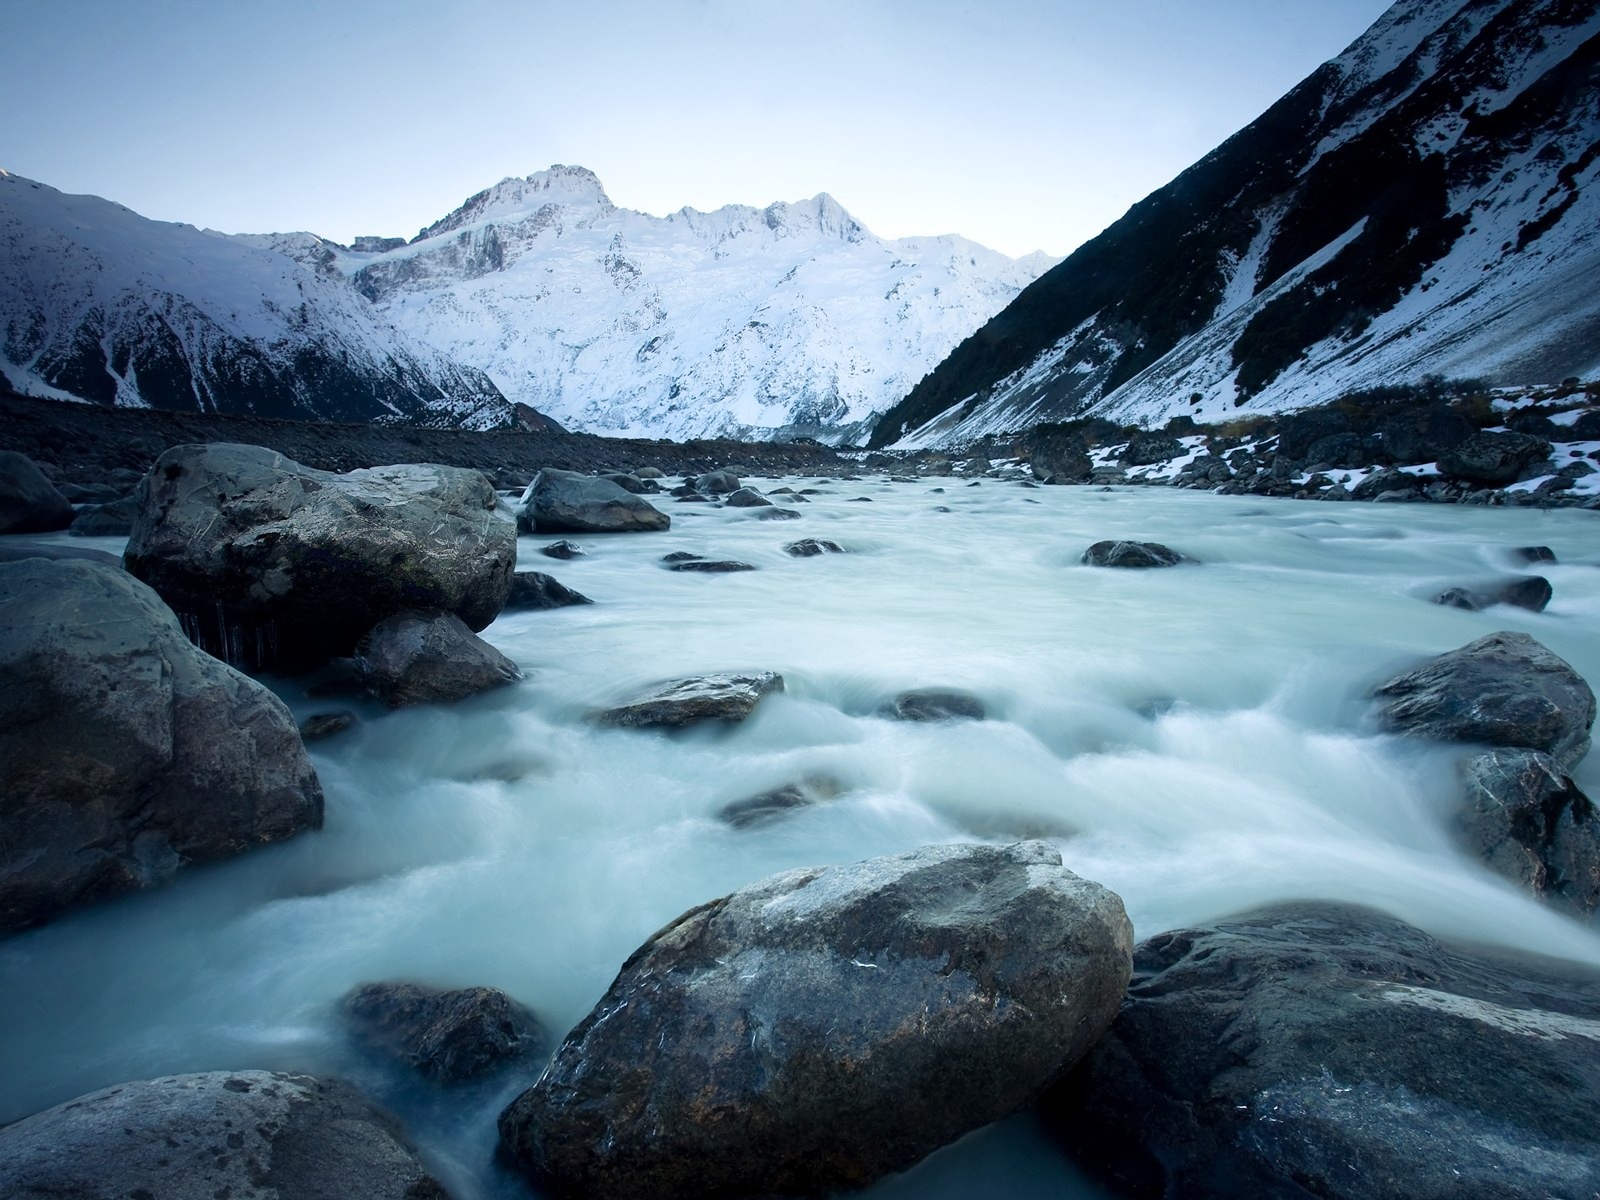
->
3, 476, 1599, 1199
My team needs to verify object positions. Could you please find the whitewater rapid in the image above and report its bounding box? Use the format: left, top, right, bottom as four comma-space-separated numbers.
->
3, 477, 1598, 1199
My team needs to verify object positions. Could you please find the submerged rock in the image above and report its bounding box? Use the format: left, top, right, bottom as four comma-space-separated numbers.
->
668, 558, 756, 572
0, 450, 74, 534
724, 486, 771, 507
0, 1071, 448, 1200
1431, 576, 1553, 612
1373, 631, 1595, 769
504, 571, 593, 610
1044, 901, 1600, 1200
123, 443, 515, 671
521, 468, 670, 534
593, 671, 783, 728
299, 711, 357, 742
539, 539, 586, 560
881, 689, 987, 722
344, 981, 546, 1083
498, 841, 1132, 1200
1082, 540, 1193, 568
0, 559, 322, 933
1460, 749, 1600, 916
354, 610, 521, 708
716, 776, 845, 828
785, 538, 845, 557
748, 506, 801, 520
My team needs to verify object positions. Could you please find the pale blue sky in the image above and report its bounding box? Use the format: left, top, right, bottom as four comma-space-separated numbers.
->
2, 0, 1394, 257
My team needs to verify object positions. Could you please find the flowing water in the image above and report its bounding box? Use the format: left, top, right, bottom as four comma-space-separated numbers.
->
4, 477, 1600, 1198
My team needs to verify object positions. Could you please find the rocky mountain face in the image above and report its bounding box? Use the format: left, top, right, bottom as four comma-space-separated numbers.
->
0, 172, 512, 429
872, 0, 1600, 449
319, 165, 1054, 443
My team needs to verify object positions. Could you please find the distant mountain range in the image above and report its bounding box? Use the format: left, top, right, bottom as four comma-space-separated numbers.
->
0, 165, 1050, 440
871, 0, 1600, 448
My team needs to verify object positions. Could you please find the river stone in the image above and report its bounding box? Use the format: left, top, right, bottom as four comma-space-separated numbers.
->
354, 610, 521, 708
725, 486, 772, 507
1460, 749, 1600, 916
1439, 431, 1552, 486
0, 450, 74, 534
0, 1070, 447, 1200
1373, 631, 1595, 769
1043, 901, 1600, 1200
696, 469, 741, 494
539, 539, 586, 559
602, 472, 650, 494
1431, 576, 1553, 613
521, 468, 670, 534
1082, 540, 1193, 568
123, 443, 515, 671
594, 671, 783, 728
785, 538, 845, 557
669, 558, 756, 572
882, 689, 987, 722
716, 776, 845, 829
0, 539, 123, 567
300, 711, 357, 741
0, 559, 322, 933
748, 506, 802, 520
498, 841, 1133, 1200
68, 493, 140, 537
504, 571, 593, 610
344, 981, 546, 1083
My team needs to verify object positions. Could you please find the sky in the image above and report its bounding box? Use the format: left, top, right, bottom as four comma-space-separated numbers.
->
2, 0, 1395, 259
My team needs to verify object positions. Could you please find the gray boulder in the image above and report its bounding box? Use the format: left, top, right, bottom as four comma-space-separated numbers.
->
505, 571, 593, 610
696, 469, 741, 494
1373, 631, 1595, 769
354, 610, 521, 708
716, 776, 845, 828
882, 689, 987, 722
0, 1071, 448, 1200
1027, 434, 1093, 484
724, 486, 772, 507
0, 450, 74, 534
68, 493, 140, 537
1460, 749, 1600, 916
498, 841, 1132, 1200
1082, 540, 1193, 568
748, 506, 801, 520
1432, 576, 1552, 613
539, 539, 585, 559
521, 468, 670, 534
594, 671, 783, 728
1439, 431, 1552, 486
784, 538, 845, 557
1122, 433, 1185, 467
123, 443, 515, 670
1044, 901, 1600, 1200
299, 711, 357, 742
0, 559, 322, 933
345, 981, 546, 1083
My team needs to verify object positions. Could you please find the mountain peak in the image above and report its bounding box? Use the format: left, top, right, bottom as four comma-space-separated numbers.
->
413, 164, 613, 243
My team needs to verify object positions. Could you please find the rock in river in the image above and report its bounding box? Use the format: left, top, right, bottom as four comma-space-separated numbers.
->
1373, 631, 1595, 769
881, 689, 987, 722
784, 538, 845, 557
593, 671, 783, 728
0, 1070, 447, 1200
504, 570, 593, 610
354, 610, 521, 708
344, 981, 546, 1083
498, 841, 1133, 1200
123, 443, 515, 671
521, 468, 670, 534
1460, 748, 1600, 916
1044, 901, 1600, 1200
0, 450, 74, 534
1082, 540, 1194, 568
0, 558, 322, 933
1432, 576, 1552, 613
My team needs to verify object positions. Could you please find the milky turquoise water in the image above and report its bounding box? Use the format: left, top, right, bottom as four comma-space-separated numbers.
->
3, 479, 1598, 1198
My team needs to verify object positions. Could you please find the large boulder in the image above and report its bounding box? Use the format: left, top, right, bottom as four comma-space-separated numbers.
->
1371, 403, 1474, 464
1432, 576, 1552, 613
1373, 631, 1595, 769
1044, 902, 1600, 1200
521, 468, 670, 534
1460, 749, 1600, 916
68, 493, 140, 537
1438, 430, 1552, 486
1025, 431, 1093, 484
1082, 540, 1194, 568
0, 450, 74, 534
123, 443, 515, 670
0, 559, 322, 933
353, 610, 521, 707
1122, 433, 1185, 467
498, 841, 1132, 1200
724, 486, 772, 507
0, 1071, 448, 1200
344, 981, 546, 1083
593, 671, 783, 728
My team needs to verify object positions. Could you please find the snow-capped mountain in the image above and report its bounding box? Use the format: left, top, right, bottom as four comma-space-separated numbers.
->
0, 172, 512, 428
872, 0, 1600, 449
325, 166, 1054, 442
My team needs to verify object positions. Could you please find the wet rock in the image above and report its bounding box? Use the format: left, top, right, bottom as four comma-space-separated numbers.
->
1043, 901, 1600, 1200
1439, 431, 1552, 486
522, 468, 670, 534
539, 539, 586, 560
1082, 540, 1193, 568
724, 487, 772, 507
748, 506, 801, 520
299, 711, 357, 742
593, 671, 783, 728
661, 551, 701, 563
1373, 631, 1595, 769
636, 466, 665, 480
0, 450, 74, 534
0, 1070, 448, 1200
1431, 576, 1553, 613
0, 540, 122, 567
354, 610, 521, 708
784, 538, 845, 557
602, 472, 651, 494
505, 571, 593, 610
68, 493, 140, 537
675, 492, 712, 503
1460, 749, 1600, 916
1514, 545, 1557, 564
498, 841, 1132, 1200
716, 776, 844, 829
0, 559, 322, 933
123, 443, 515, 671
344, 981, 546, 1083
881, 689, 987, 722
696, 469, 741, 494
848, 495, 875, 501
668, 559, 756, 572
